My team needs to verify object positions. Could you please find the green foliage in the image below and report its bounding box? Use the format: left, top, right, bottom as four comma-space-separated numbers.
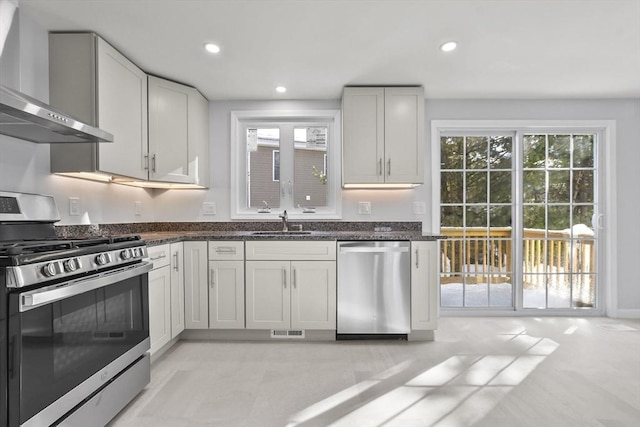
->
441, 134, 595, 232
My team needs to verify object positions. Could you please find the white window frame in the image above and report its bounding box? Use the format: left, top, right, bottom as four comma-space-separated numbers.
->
431, 120, 616, 317
272, 150, 280, 182
230, 109, 342, 220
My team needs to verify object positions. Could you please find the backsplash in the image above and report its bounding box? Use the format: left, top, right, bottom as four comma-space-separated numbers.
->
56, 221, 422, 238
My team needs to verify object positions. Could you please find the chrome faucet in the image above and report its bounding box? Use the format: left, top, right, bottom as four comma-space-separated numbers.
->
279, 210, 289, 232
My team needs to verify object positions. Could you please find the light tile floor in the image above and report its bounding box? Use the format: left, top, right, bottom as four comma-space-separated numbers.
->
108, 317, 640, 427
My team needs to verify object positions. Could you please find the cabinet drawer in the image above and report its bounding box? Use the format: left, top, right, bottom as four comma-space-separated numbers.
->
209, 241, 244, 260
246, 241, 336, 261
147, 244, 171, 269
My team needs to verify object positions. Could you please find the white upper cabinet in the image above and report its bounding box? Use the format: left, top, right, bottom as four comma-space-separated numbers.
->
147, 76, 210, 186
188, 87, 210, 187
342, 86, 424, 186
148, 76, 191, 183
342, 87, 385, 184
49, 33, 209, 188
49, 33, 148, 180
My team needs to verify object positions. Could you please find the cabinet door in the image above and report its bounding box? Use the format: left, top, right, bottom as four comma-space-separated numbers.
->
291, 261, 336, 330
149, 265, 171, 355
170, 243, 185, 338
184, 242, 209, 329
148, 76, 191, 183
383, 87, 424, 184
411, 241, 438, 330
245, 261, 290, 329
209, 261, 245, 329
96, 37, 148, 180
342, 87, 385, 185
188, 87, 210, 187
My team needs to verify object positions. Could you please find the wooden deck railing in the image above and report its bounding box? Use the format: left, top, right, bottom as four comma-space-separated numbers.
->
440, 226, 596, 304
440, 227, 512, 284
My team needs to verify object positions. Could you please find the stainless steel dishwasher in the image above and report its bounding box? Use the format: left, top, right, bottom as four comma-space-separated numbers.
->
337, 241, 410, 337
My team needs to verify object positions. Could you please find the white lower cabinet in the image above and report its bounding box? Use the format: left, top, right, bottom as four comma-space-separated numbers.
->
291, 261, 337, 330
245, 241, 336, 330
148, 243, 184, 355
170, 243, 185, 338
411, 241, 438, 330
209, 241, 245, 329
148, 264, 170, 355
184, 241, 209, 329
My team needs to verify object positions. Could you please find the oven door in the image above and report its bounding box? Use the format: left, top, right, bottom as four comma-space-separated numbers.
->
7, 262, 151, 427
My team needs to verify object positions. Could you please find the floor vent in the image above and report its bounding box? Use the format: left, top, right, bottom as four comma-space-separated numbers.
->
271, 329, 305, 339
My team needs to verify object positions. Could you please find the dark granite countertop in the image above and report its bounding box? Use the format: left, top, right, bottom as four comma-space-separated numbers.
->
137, 230, 442, 246
55, 221, 445, 246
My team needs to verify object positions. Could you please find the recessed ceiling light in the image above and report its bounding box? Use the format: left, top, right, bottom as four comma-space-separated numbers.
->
204, 43, 220, 54
275, 86, 287, 93
440, 41, 457, 52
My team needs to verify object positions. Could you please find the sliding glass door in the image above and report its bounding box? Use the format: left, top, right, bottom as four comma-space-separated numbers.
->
522, 133, 597, 309
439, 130, 599, 312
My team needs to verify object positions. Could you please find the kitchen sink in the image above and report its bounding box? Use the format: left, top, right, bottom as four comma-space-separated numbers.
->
250, 230, 313, 235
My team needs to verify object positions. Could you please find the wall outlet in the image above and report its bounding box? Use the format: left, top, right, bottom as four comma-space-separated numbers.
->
134, 201, 142, 216
358, 201, 371, 215
69, 197, 80, 216
203, 202, 216, 215
413, 201, 426, 215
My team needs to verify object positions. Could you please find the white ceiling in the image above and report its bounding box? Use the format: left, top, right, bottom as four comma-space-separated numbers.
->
19, 0, 640, 101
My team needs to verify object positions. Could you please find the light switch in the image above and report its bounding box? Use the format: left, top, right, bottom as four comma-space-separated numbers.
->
69, 197, 80, 216
134, 201, 142, 216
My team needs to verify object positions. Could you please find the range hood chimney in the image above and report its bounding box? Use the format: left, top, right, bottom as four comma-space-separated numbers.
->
0, 0, 113, 143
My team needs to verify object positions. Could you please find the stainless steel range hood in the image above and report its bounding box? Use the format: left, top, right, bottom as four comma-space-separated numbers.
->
0, 84, 113, 143
0, 0, 113, 143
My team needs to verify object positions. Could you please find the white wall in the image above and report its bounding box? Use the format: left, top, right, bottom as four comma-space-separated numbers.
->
1, 13, 638, 316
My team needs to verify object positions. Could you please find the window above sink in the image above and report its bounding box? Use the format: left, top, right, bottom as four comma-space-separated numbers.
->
230, 109, 342, 220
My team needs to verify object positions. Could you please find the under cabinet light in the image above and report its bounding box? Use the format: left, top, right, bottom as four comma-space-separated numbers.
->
342, 183, 420, 189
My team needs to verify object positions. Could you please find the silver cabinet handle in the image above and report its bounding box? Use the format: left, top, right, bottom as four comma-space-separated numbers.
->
378, 158, 382, 176
210, 268, 215, 288
144, 154, 150, 171
151, 154, 157, 173
173, 252, 179, 271
149, 251, 167, 261
283, 267, 287, 289
215, 247, 237, 254
293, 269, 297, 289
415, 248, 419, 268
387, 159, 391, 176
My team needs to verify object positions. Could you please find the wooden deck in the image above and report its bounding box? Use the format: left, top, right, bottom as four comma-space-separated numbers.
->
440, 226, 596, 307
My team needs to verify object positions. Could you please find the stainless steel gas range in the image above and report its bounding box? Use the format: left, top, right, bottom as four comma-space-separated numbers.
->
0, 191, 152, 427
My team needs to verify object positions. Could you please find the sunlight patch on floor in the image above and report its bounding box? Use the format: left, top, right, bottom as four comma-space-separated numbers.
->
289, 330, 558, 427
285, 360, 414, 427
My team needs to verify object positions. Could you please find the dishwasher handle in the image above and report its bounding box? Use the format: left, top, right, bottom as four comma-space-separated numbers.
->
338, 244, 409, 254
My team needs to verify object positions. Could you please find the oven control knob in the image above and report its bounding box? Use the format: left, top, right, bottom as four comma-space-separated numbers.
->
95, 253, 110, 266
120, 249, 132, 260
63, 258, 80, 273
42, 262, 57, 277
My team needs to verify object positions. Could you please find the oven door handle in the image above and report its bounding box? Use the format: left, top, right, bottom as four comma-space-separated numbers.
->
19, 262, 153, 312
